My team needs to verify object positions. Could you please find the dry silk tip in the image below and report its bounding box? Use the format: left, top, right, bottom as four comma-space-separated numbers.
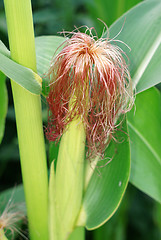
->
46, 27, 134, 159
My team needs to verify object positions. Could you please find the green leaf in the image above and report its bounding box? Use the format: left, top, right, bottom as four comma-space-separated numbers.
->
85, 0, 142, 36
0, 72, 8, 144
79, 119, 130, 229
0, 41, 42, 95
109, 0, 161, 93
127, 87, 161, 203
49, 141, 59, 167
153, 201, 161, 231
0, 40, 10, 57
33, 9, 57, 24
35, 36, 65, 77
0, 51, 42, 94
93, 192, 128, 240
0, 12, 7, 35
0, 185, 26, 213
35, 36, 65, 96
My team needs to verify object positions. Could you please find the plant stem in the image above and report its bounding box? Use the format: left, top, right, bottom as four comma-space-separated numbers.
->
3, 1, 48, 239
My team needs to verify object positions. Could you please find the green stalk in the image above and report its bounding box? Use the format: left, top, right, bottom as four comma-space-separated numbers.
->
4, 1, 48, 239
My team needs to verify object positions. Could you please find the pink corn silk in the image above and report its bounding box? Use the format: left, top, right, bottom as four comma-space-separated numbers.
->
46, 31, 133, 158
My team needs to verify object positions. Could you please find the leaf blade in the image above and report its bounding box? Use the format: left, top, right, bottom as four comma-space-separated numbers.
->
35, 36, 65, 77
79, 119, 130, 229
0, 52, 41, 95
127, 87, 161, 203
109, 0, 161, 93
0, 40, 10, 57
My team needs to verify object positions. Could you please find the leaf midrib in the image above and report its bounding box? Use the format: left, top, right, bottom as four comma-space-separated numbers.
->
127, 120, 161, 166
132, 31, 161, 89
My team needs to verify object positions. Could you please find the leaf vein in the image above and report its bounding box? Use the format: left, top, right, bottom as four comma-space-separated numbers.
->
127, 120, 161, 165
132, 31, 161, 89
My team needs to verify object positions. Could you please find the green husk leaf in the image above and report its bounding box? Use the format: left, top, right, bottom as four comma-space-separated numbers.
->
77, 118, 130, 230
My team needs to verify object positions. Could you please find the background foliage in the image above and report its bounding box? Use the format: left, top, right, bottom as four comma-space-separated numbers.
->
0, 0, 161, 239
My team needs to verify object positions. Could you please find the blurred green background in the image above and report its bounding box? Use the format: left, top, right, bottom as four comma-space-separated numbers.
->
0, 0, 161, 239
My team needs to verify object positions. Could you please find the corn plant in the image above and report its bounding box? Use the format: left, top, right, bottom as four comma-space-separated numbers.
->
0, 0, 161, 239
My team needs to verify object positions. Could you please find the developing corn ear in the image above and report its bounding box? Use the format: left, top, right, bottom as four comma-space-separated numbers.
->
46, 29, 133, 159
47, 28, 133, 240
